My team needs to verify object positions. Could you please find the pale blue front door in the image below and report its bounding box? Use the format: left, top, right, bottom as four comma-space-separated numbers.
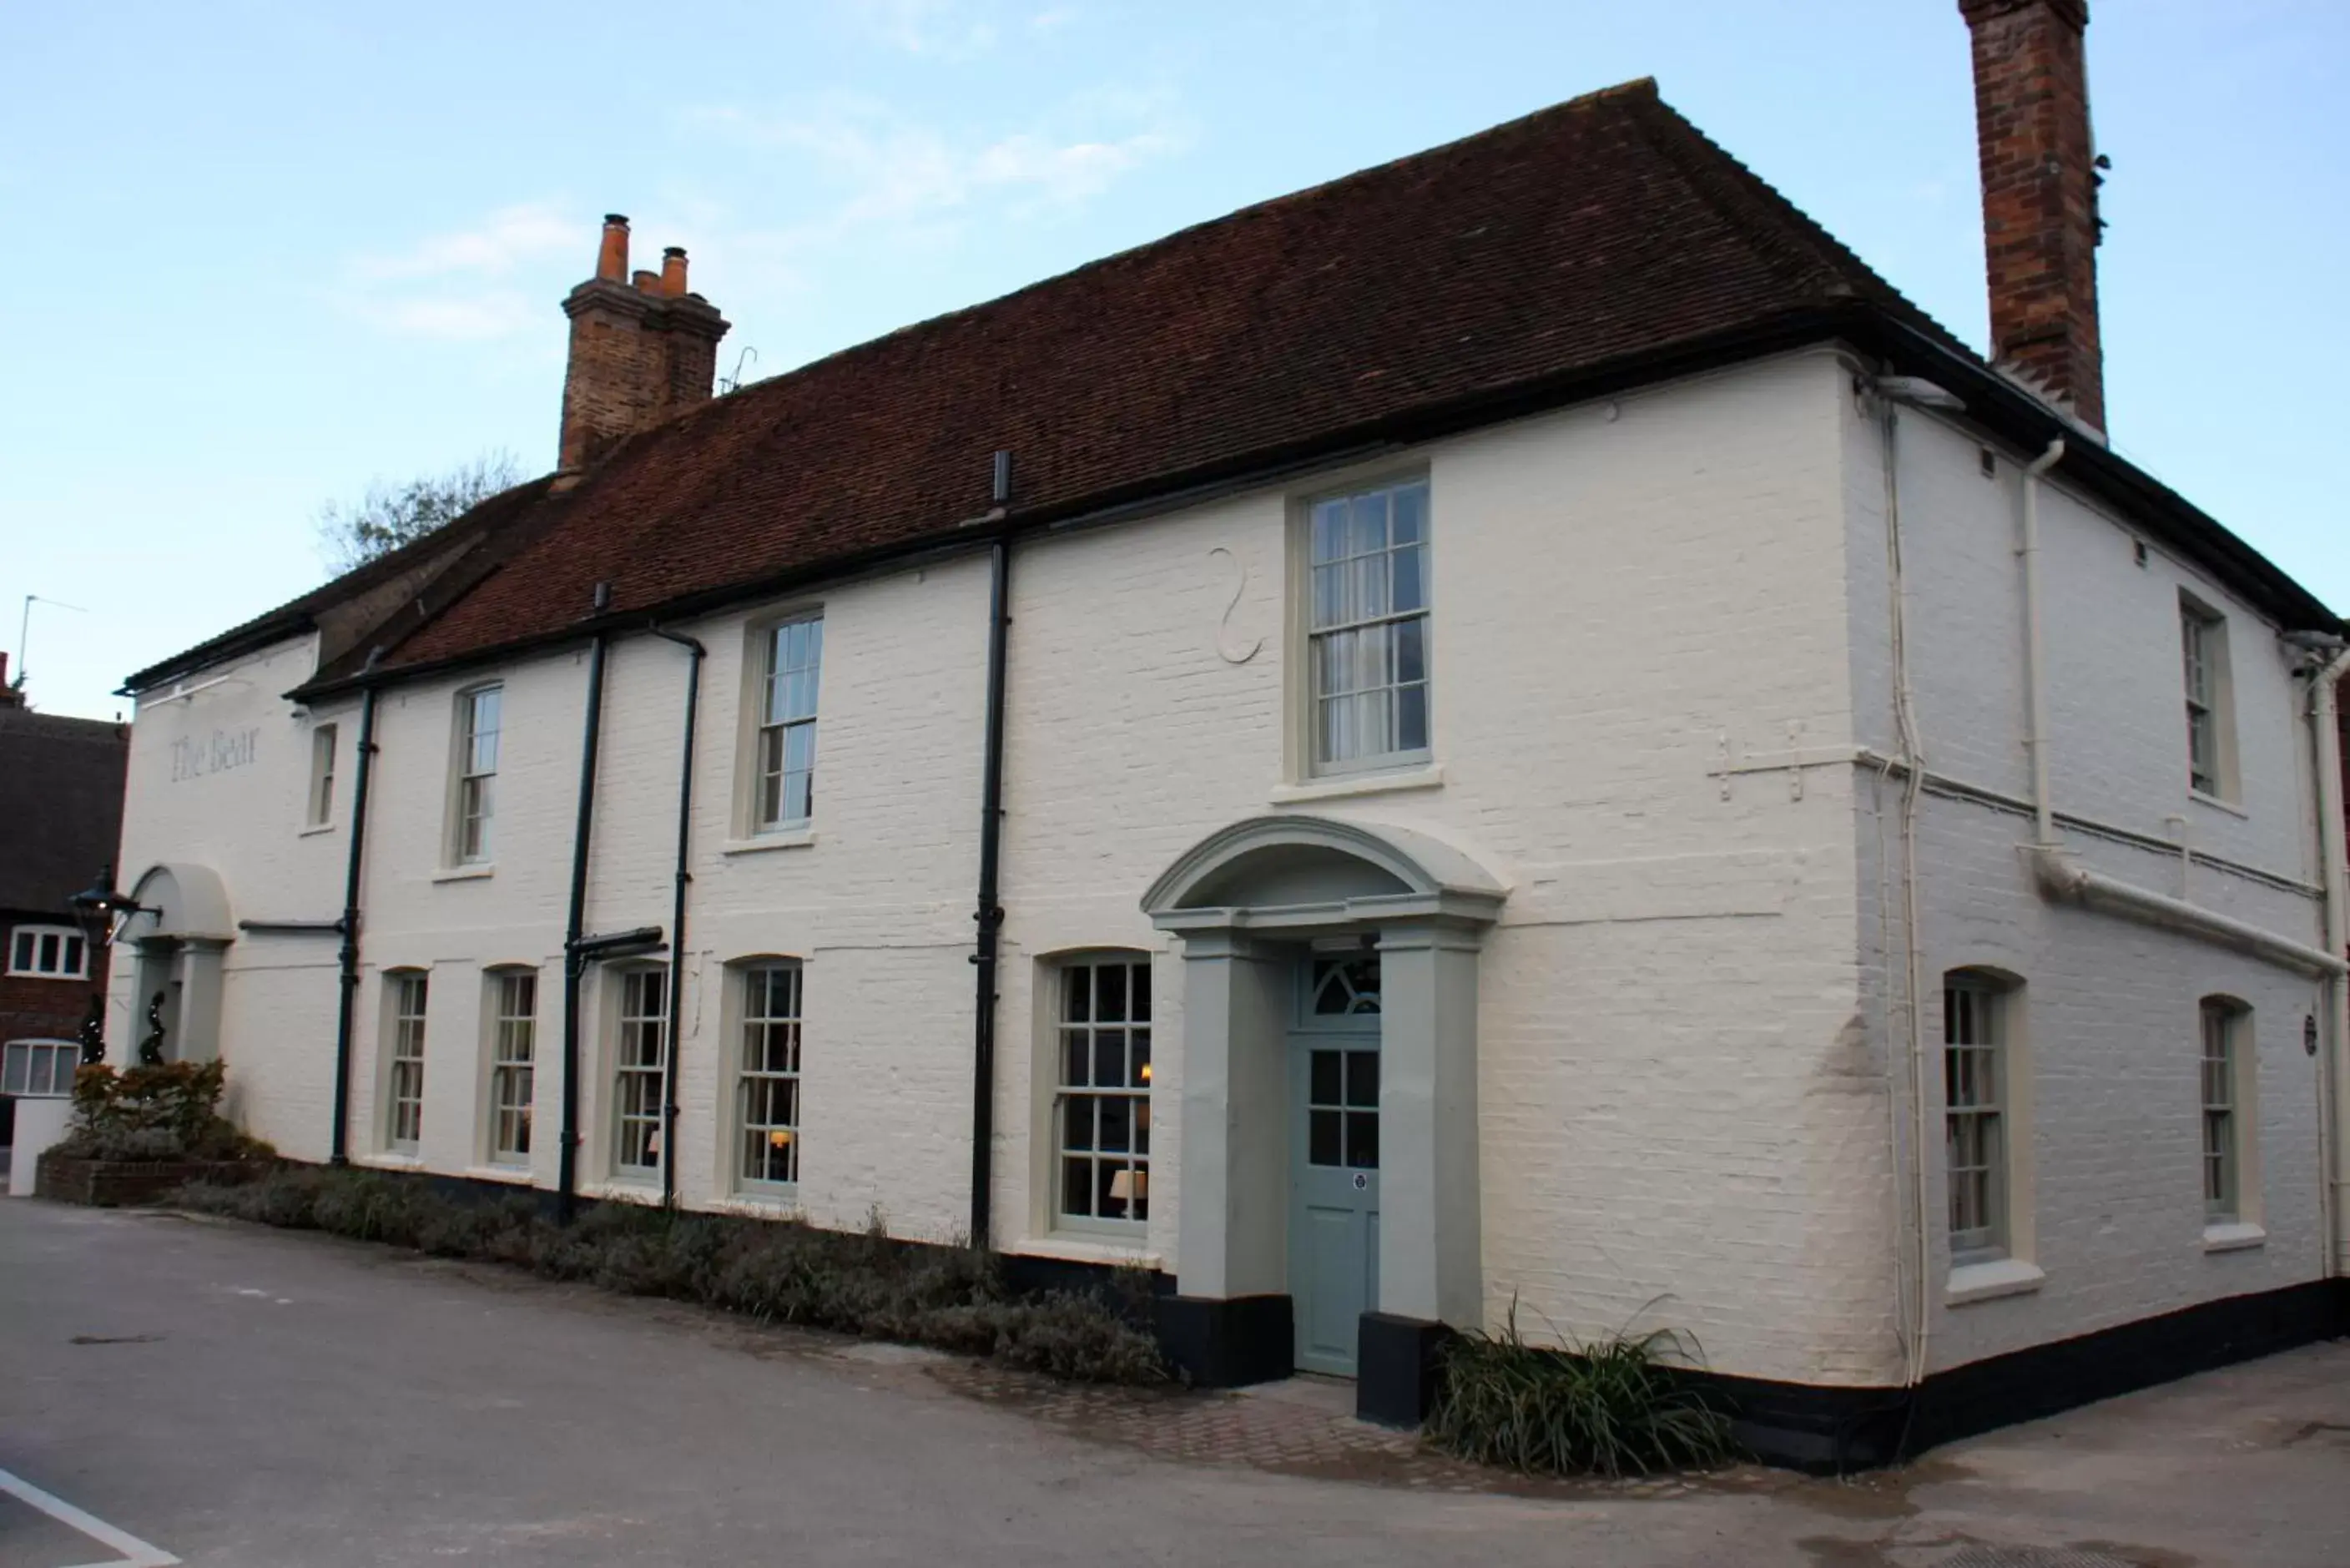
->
1289, 955, 1381, 1376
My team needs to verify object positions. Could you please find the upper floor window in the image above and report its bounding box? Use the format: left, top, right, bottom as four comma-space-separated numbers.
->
8, 925, 88, 980
2199, 997, 2249, 1223
736, 961, 803, 1190
755, 617, 824, 831
1054, 954, 1152, 1231
612, 968, 668, 1178
453, 685, 502, 865
1944, 972, 2011, 1263
306, 723, 338, 828
2179, 595, 2236, 800
487, 969, 537, 1166
1306, 477, 1430, 775
385, 971, 428, 1154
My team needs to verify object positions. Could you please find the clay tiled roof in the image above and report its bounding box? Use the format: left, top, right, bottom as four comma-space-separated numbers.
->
358, 81, 1955, 675
0, 708, 128, 918
282, 78, 2329, 688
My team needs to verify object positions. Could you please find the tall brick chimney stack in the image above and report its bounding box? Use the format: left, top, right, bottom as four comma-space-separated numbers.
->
1960, 0, 2105, 434
557, 214, 731, 474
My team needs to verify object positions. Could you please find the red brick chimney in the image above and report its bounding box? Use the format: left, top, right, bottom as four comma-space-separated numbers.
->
557, 214, 731, 474
1960, 0, 2105, 434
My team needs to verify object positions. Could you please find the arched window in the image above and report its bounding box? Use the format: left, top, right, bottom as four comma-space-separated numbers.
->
1051, 952, 1152, 1231
735, 960, 804, 1192
383, 970, 429, 1154
1944, 969, 2017, 1262
2198, 997, 2251, 1223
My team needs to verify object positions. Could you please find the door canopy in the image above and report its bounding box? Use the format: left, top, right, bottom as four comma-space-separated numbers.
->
1142, 814, 1505, 933
126, 862, 235, 942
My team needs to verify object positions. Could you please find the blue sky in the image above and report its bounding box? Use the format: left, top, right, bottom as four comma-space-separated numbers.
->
3, 0, 2343, 720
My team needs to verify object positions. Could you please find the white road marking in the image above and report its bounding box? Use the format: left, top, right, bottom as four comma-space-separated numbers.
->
0, 1466, 179, 1567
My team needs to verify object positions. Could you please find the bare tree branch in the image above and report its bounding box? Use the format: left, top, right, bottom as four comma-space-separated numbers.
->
315, 451, 524, 575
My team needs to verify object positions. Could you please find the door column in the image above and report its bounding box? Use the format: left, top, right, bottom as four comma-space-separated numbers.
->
1361, 918, 1485, 1424
175, 938, 230, 1063
1160, 925, 1294, 1386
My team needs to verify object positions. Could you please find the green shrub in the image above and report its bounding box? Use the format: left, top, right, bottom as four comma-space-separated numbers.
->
173, 1168, 1172, 1386
60, 1061, 268, 1162
1425, 1305, 1735, 1478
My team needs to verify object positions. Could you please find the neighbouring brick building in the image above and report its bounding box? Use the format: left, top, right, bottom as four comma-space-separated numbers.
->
0, 658, 130, 1126
106, 1, 2350, 1468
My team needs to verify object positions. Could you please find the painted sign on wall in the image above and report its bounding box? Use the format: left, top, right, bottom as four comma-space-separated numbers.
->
170, 728, 260, 782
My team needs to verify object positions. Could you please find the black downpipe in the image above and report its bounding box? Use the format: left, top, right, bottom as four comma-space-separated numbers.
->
329, 684, 380, 1167
558, 622, 612, 1223
648, 628, 705, 1209
968, 531, 1012, 1249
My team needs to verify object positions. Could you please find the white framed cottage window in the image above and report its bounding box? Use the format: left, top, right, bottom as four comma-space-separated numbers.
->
451, 684, 502, 865
8, 925, 88, 979
383, 971, 428, 1154
3, 1038, 80, 1097
735, 961, 803, 1192
1053, 954, 1152, 1232
2179, 594, 2237, 801
753, 615, 824, 832
1944, 971, 2012, 1262
611, 967, 668, 1179
2198, 997, 2251, 1224
1302, 476, 1431, 776
485, 968, 537, 1166
306, 723, 338, 829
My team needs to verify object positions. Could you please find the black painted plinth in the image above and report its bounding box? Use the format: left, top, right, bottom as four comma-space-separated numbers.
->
1356, 1311, 1454, 1427
1155, 1293, 1294, 1388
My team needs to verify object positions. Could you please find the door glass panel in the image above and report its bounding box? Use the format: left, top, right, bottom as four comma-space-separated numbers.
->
1309, 955, 1381, 1016
1309, 1108, 1342, 1167
1345, 1051, 1378, 1107
1346, 1112, 1379, 1169
1310, 1048, 1342, 1105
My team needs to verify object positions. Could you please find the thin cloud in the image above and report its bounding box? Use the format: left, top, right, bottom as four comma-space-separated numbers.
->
836, 0, 998, 57
340, 203, 589, 343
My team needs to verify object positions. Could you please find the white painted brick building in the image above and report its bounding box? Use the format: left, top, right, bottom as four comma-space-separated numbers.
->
98, 8, 2350, 1467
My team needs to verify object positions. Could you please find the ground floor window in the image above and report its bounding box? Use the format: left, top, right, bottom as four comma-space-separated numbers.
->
3, 1039, 78, 1098
612, 969, 668, 1177
488, 970, 537, 1164
2200, 997, 2247, 1223
737, 962, 802, 1189
1055, 954, 1151, 1228
1944, 972, 2008, 1260
386, 971, 427, 1153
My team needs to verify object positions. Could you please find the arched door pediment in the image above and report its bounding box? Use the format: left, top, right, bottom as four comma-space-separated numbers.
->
1142, 814, 1505, 932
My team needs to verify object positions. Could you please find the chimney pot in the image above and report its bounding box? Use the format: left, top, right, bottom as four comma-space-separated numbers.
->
596, 214, 630, 284
660, 246, 688, 297
632, 269, 660, 293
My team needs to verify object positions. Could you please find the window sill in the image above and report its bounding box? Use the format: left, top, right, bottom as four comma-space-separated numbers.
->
723, 828, 816, 855
298, 822, 337, 839
356, 1152, 424, 1171
1268, 763, 1445, 806
1018, 1233, 1161, 1268
461, 1164, 535, 1186
577, 1178, 663, 1206
713, 1191, 804, 1220
4, 971, 88, 983
2189, 789, 2248, 820
2202, 1220, 2267, 1253
432, 864, 496, 883
1945, 1257, 2045, 1306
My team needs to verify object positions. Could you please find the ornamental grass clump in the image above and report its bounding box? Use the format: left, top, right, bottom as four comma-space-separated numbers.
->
1425, 1304, 1735, 1478
174, 1167, 1172, 1387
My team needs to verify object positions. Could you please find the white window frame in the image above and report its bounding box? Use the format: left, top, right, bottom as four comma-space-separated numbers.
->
1051, 953, 1152, 1235
2199, 997, 2253, 1225
307, 723, 339, 829
734, 960, 803, 1193
383, 971, 428, 1154
749, 613, 824, 834
8, 925, 88, 980
1296, 473, 1432, 779
1944, 973, 2010, 1263
3, 1038, 81, 1098
2179, 593, 2237, 802
450, 684, 503, 865
610, 966, 669, 1181
485, 968, 537, 1167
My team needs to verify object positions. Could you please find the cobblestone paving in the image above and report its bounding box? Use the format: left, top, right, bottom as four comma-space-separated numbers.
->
925, 1359, 1723, 1499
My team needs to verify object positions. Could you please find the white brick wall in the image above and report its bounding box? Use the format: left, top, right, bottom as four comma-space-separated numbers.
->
114, 343, 2332, 1391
